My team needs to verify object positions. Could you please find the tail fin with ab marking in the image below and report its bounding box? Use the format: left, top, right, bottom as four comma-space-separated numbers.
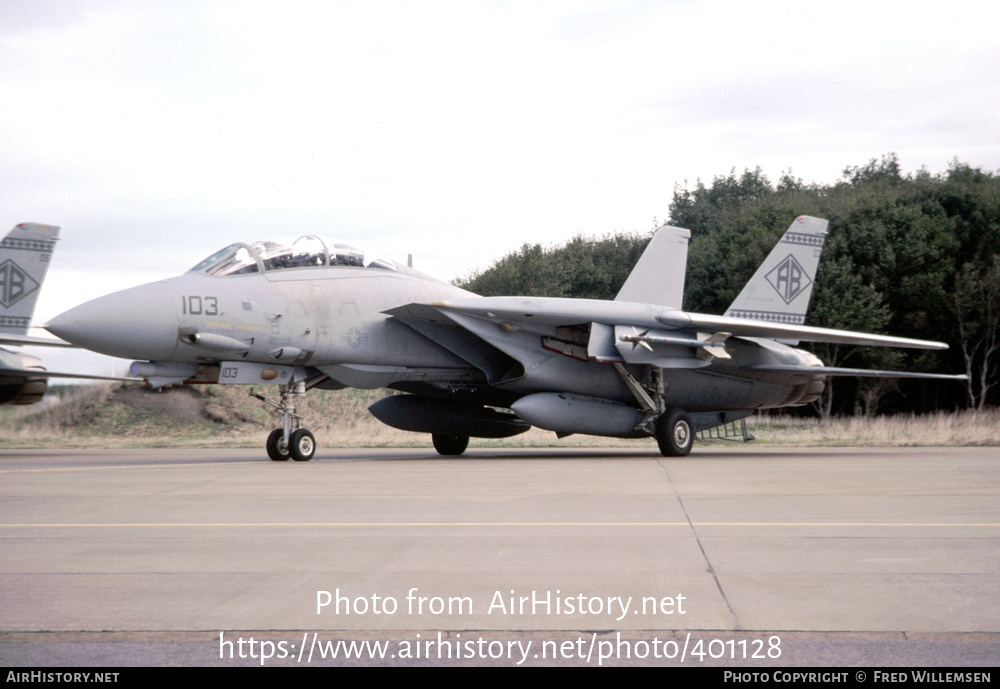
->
0, 223, 60, 337
724, 215, 828, 326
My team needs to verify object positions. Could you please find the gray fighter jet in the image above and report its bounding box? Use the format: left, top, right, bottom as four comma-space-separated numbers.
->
45, 216, 964, 459
0, 223, 134, 406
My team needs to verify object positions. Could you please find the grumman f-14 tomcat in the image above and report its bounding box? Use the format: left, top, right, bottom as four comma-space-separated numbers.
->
45, 216, 965, 460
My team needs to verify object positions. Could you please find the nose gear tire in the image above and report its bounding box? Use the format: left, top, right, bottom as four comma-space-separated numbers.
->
266, 428, 290, 461
289, 428, 316, 461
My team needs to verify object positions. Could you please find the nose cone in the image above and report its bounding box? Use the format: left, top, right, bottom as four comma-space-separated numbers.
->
46, 283, 179, 360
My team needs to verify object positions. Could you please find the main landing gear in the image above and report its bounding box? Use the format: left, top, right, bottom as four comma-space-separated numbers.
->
612, 363, 694, 457
253, 381, 317, 462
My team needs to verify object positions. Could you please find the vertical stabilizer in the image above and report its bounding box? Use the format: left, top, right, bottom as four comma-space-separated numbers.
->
615, 224, 691, 308
0, 223, 60, 336
724, 216, 827, 326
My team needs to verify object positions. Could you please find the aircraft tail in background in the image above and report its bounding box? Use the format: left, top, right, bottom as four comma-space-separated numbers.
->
0, 223, 60, 337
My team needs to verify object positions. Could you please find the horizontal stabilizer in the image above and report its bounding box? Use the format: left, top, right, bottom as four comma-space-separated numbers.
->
674, 312, 950, 350
747, 365, 967, 380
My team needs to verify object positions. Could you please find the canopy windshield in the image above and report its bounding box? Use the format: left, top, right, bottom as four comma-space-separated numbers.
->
189, 236, 397, 276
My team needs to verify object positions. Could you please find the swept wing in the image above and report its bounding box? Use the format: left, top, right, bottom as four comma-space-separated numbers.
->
397, 296, 950, 351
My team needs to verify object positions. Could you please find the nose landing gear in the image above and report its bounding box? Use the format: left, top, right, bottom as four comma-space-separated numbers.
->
253, 381, 317, 461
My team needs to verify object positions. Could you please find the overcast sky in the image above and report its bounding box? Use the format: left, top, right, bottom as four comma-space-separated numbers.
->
3, 0, 999, 377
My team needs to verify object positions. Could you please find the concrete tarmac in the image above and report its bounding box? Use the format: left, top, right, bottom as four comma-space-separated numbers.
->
1, 445, 998, 667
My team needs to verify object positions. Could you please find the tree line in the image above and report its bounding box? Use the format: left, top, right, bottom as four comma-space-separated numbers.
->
456, 155, 1000, 416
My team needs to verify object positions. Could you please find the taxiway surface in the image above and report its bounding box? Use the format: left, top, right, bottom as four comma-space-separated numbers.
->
2, 445, 997, 666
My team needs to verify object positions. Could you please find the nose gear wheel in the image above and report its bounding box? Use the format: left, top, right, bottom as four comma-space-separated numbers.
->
253, 378, 325, 462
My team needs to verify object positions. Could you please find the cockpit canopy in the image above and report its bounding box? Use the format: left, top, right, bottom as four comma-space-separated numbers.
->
189, 236, 397, 276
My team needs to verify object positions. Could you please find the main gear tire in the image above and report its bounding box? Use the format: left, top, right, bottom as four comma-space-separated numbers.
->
655, 409, 694, 457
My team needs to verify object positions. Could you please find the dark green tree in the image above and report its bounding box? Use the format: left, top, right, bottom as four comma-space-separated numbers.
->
455, 155, 1000, 413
